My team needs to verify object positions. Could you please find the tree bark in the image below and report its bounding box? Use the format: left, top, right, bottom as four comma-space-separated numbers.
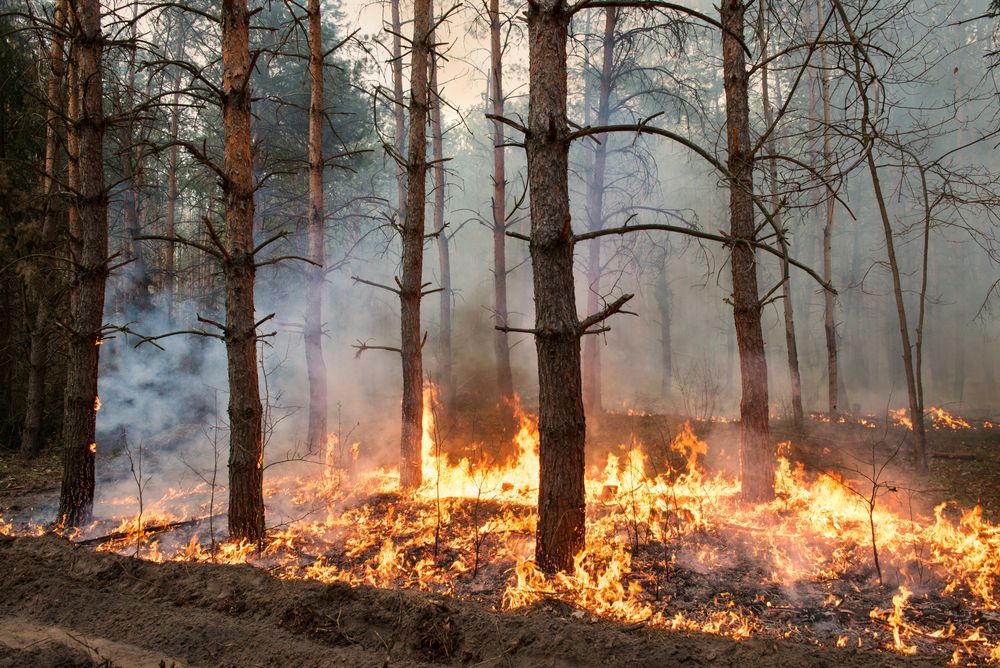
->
757, 3, 803, 433
59, 0, 108, 526
304, 0, 328, 453
489, 0, 515, 411
581, 7, 616, 417
721, 0, 774, 502
429, 9, 453, 411
221, 0, 265, 541
22, 0, 68, 458
399, 0, 431, 488
527, 0, 584, 573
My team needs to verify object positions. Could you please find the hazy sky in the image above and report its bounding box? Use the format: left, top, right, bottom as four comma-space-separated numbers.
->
342, 0, 519, 113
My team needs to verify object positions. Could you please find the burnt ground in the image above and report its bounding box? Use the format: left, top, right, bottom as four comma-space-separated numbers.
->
1, 415, 995, 667
0, 534, 946, 668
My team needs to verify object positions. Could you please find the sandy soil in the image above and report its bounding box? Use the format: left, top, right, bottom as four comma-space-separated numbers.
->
0, 534, 948, 667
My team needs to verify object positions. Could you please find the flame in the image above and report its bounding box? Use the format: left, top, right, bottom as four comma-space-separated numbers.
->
5, 393, 1000, 662
890, 406, 975, 431
419, 385, 538, 502
871, 586, 917, 654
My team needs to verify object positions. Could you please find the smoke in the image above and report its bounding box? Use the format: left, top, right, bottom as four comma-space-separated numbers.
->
78, 0, 1000, 535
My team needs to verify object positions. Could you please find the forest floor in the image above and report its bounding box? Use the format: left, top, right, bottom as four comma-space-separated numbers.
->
0, 534, 945, 668
1, 413, 998, 667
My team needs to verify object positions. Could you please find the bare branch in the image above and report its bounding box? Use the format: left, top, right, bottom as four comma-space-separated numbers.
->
578, 293, 635, 334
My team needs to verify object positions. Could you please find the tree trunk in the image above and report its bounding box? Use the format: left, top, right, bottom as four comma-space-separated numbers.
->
867, 159, 927, 470
399, 0, 431, 488
59, 0, 108, 527
22, 0, 68, 458
655, 255, 672, 397
757, 3, 803, 433
816, 0, 839, 415
429, 11, 453, 411
527, 0, 584, 573
161, 15, 189, 322
117, 1, 151, 314
581, 7, 616, 417
391, 0, 406, 220
221, 0, 265, 541
949, 66, 966, 405
165, 89, 179, 322
304, 0, 328, 453
833, 0, 927, 472
118, 133, 152, 312
721, 0, 774, 502
489, 0, 515, 411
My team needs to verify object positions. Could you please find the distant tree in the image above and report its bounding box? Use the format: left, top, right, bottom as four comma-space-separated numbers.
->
0, 10, 48, 454
579, 7, 617, 417
303, 0, 328, 453
756, 1, 803, 433
21, 0, 68, 458
487, 0, 516, 419
429, 0, 454, 412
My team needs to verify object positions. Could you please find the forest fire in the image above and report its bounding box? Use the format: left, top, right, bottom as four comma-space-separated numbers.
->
4, 390, 1000, 664
889, 407, 979, 432
3, 0, 999, 661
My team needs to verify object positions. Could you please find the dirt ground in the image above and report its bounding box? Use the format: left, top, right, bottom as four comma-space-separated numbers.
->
3, 415, 993, 667
0, 534, 950, 668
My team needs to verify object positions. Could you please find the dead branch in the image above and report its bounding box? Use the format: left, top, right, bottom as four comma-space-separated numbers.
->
73, 514, 225, 547
352, 275, 401, 295
578, 294, 635, 334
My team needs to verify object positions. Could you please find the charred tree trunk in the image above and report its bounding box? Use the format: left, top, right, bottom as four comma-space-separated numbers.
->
304, 0, 328, 453
22, 0, 68, 459
489, 0, 515, 412
527, 0, 585, 573
429, 12, 453, 412
399, 0, 431, 488
59, 0, 108, 526
581, 7, 616, 417
222, 0, 265, 541
757, 5, 803, 433
721, 0, 774, 502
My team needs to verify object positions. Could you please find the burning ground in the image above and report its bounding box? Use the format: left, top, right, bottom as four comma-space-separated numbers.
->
2, 398, 1000, 666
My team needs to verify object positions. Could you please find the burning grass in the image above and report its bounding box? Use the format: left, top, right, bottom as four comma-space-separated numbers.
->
3, 393, 1000, 664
